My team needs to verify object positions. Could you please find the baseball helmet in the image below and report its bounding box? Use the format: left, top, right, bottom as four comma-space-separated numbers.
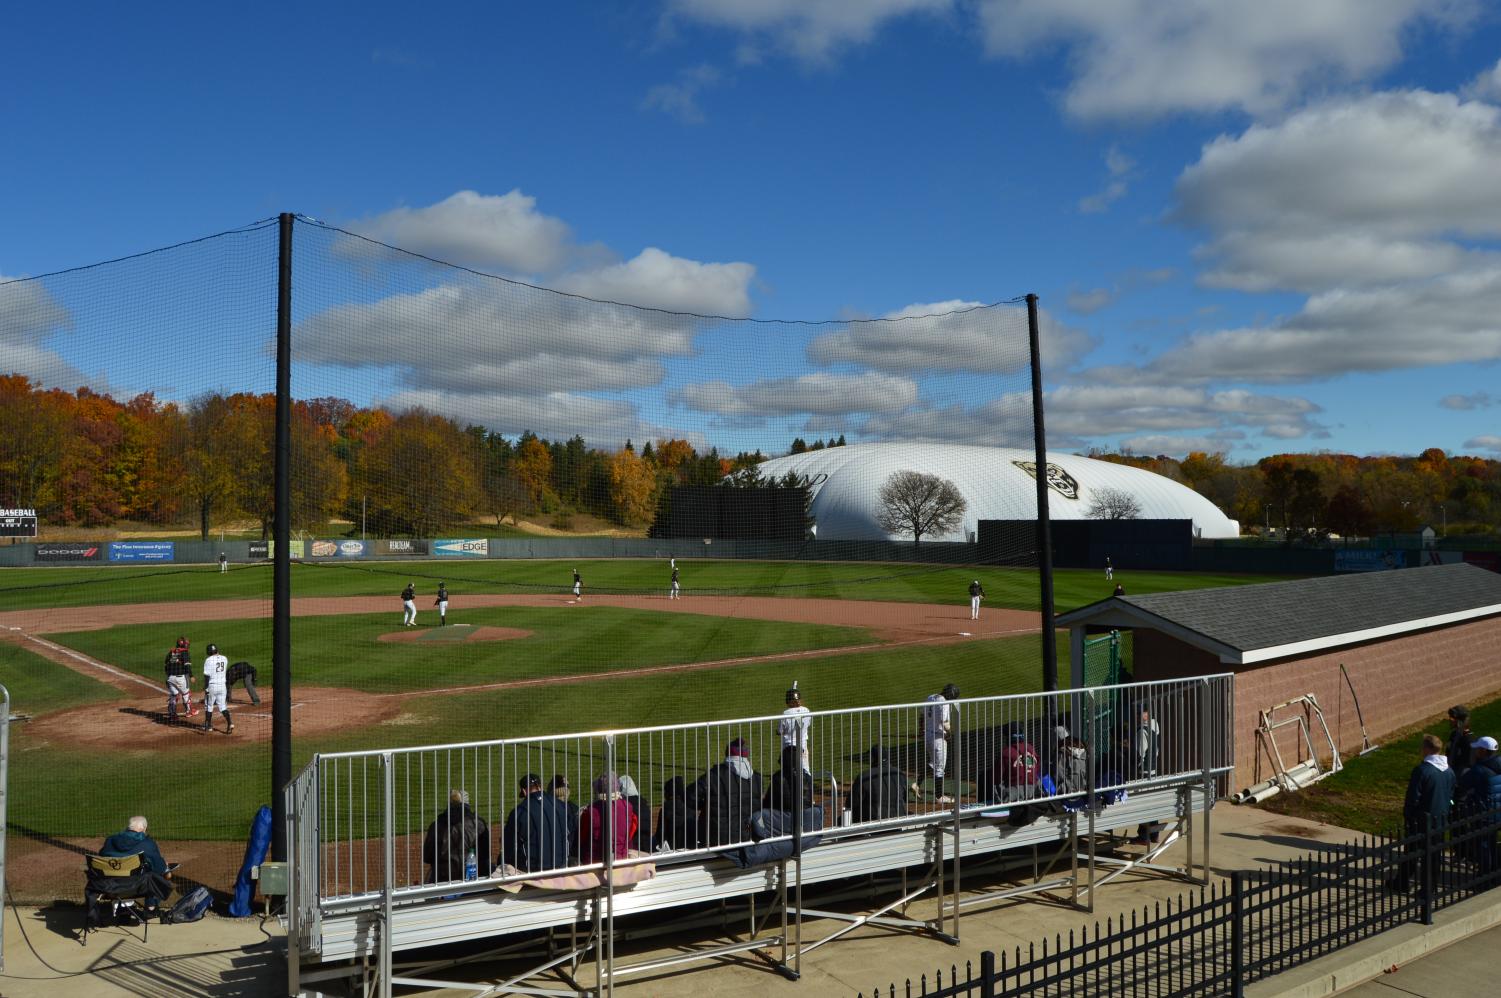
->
206, 643, 218, 655
176, 636, 188, 649
942, 683, 960, 700
785, 680, 801, 704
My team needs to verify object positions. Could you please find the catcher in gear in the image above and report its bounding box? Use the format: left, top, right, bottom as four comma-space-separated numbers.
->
163, 637, 196, 721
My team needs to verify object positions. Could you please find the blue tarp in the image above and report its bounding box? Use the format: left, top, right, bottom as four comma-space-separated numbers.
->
229, 805, 273, 917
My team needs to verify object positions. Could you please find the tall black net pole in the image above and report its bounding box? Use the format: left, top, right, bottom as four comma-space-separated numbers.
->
272, 212, 293, 859
1027, 293, 1059, 691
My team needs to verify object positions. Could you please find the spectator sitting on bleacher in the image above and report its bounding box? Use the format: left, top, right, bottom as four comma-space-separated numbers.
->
655, 776, 701, 852
618, 774, 651, 854
579, 773, 637, 863
547, 775, 580, 862
849, 746, 909, 823
1056, 735, 1090, 795
422, 789, 492, 883
502, 774, 571, 874
993, 732, 1040, 802
763, 744, 814, 813
695, 738, 763, 847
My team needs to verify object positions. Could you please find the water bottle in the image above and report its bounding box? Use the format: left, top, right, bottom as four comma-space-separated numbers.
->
464, 848, 478, 881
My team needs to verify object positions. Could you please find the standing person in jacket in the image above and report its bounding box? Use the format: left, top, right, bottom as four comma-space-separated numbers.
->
968, 579, 985, 620
694, 739, 764, 847
502, 774, 572, 873
1391, 734, 1457, 891
1447, 706, 1475, 780
849, 746, 910, 823
579, 773, 637, 863
401, 582, 417, 627
1457, 735, 1501, 875
422, 789, 492, 883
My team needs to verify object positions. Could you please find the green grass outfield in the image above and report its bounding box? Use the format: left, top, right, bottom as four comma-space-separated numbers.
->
49, 606, 874, 693
0, 557, 1296, 612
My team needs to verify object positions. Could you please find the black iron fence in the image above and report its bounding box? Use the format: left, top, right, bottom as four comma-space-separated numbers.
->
859, 804, 1501, 997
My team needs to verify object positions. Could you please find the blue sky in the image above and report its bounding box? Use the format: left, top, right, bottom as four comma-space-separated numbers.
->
3, 1, 1501, 461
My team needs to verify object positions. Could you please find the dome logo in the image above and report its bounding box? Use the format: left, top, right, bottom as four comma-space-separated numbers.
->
1012, 461, 1080, 501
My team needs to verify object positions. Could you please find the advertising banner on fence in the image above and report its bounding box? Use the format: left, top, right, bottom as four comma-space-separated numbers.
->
308, 539, 367, 558
266, 540, 304, 560
35, 543, 104, 562
377, 539, 429, 556
1334, 549, 1406, 572
108, 541, 175, 562
249, 541, 268, 559
0, 508, 38, 538
434, 538, 489, 557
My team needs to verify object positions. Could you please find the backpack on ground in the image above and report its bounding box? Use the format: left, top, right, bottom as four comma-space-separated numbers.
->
165, 886, 212, 924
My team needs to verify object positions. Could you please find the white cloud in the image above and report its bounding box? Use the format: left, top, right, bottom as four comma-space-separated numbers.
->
553, 247, 755, 316
1118, 434, 1231, 456
1176, 90, 1501, 293
1065, 268, 1174, 315
1463, 434, 1501, 454
667, 0, 953, 62
1463, 58, 1501, 102
349, 190, 574, 273
977, 0, 1470, 120
0, 275, 88, 387
1440, 391, 1497, 410
673, 371, 918, 417
1066, 288, 1115, 314
382, 388, 704, 452
1037, 383, 1324, 440
1145, 266, 1501, 383
808, 300, 1093, 374
641, 64, 723, 124
1078, 144, 1134, 213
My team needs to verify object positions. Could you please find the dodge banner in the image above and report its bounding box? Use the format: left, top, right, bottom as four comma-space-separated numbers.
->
36, 542, 104, 562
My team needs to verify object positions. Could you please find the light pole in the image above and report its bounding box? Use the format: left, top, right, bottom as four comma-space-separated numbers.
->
362, 496, 367, 541
1265, 504, 1276, 540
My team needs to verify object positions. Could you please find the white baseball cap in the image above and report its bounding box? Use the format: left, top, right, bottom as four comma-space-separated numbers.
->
1472, 736, 1498, 751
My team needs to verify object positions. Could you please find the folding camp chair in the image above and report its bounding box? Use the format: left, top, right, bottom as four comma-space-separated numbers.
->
83, 852, 156, 944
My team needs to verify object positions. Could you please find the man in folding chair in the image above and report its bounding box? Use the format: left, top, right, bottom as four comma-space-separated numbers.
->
85, 815, 174, 935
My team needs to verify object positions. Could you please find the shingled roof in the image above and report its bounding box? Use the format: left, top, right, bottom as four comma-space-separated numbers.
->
1056, 562, 1501, 665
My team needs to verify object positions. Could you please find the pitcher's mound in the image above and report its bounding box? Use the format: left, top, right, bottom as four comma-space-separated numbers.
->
378, 624, 532, 644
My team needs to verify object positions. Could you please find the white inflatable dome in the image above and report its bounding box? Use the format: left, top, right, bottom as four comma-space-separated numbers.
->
757, 443, 1240, 541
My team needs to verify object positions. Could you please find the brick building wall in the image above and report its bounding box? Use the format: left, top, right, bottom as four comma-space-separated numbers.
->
1133, 616, 1501, 794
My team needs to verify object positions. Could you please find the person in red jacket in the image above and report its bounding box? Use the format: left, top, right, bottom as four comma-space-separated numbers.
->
578, 773, 638, 864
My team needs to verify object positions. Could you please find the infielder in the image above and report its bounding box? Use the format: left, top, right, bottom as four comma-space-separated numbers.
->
968, 579, 985, 620
434, 581, 449, 625
669, 565, 680, 600
572, 568, 583, 602
401, 582, 417, 626
778, 682, 811, 772
201, 643, 232, 734
918, 683, 960, 803
163, 637, 195, 721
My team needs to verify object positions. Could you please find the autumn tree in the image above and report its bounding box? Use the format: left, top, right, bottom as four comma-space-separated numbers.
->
358, 408, 477, 536
874, 470, 967, 543
608, 447, 658, 527
0, 375, 68, 512
513, 433, 554, 511
1085, 486, 1143, 520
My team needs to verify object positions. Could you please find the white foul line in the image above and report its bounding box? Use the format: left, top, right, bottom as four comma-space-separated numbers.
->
21, 633, 162, 693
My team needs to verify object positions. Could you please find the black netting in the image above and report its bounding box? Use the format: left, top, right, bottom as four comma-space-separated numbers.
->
0, 216, 1045, 899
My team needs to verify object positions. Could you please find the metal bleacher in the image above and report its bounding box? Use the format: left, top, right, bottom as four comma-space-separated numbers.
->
285, 675, 1234, 997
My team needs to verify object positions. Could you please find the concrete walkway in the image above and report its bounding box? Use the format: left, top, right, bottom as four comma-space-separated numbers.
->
1342, 923, 1501, 997
0, 804, 1384, 998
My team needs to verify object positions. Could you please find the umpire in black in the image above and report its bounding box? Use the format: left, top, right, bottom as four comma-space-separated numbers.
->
225, 661, 261, 705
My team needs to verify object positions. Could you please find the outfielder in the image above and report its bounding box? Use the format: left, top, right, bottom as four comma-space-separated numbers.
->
572, 568, 583, 602
1105, 557, 1113, 581
201, 643, 233, 734
669, 565, 680, 600
401, 582, 417, 626
434, 581, 449, 625
968, 579, 985, 620
918, 683, 960, 803
163, 637, 195, 721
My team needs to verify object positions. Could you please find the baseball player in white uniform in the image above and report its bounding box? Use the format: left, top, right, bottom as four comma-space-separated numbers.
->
401, 582, 417, 626
669, 565, 681, 600
434, 582, 449, 625
572, 568, 583, 601
968, 579, 985, 620
1105, 557, 1113, 581
918, 683, 959, 803
778, 682, 812, 772
201, 643, 233, 734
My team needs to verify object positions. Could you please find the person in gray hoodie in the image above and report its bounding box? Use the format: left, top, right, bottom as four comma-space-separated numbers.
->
693, 738, 763, 846
1391, 733, 1457, 891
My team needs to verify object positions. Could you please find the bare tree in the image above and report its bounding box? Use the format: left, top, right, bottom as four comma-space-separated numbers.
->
875, 470, 968, 543
1085, 486, 1143, 520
